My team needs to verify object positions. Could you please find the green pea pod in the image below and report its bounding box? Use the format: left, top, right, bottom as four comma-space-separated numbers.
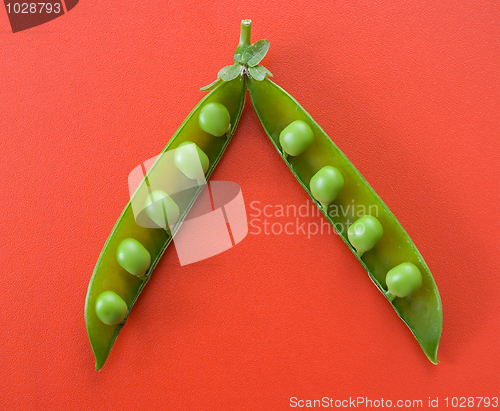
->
248, 78, 442, 363
85, 28, 249, 370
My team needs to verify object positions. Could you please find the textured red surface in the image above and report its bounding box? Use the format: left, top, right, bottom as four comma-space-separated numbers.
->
1, 1, 499, 410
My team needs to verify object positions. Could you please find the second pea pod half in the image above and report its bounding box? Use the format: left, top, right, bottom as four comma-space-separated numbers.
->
85, 76, 247, 370
248, 77, 442, 364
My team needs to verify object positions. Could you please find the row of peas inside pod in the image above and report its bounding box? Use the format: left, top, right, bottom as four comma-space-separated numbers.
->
279, 120, 423, 303
94, 102, 232, 326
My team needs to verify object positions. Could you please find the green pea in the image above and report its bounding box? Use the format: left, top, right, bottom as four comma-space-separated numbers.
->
174, 141, 209, 181
386, 262, 423, 298
347, 215, 383, 254
279, 120, 314, 156
116, 238, 151, 278
199, 102, 231, 137
144, 190, 180, 229
95, 291, 128, 325
310, 166, 345, 205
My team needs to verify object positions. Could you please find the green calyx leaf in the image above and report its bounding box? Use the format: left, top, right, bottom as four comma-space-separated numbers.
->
233, 45, 249, 63
242, 39, 270, 67
218, 63, 243, 81
201, 24, 272, 91
248, 65, 273, 81
200, 63, 243, 92
200, 78, 222, 91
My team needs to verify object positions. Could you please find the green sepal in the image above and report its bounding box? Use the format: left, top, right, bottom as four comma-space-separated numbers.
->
201, 64, 242, 92
200, 78, 222, 91
218, 63, 243, 81
233, 45, 249, 63
242, 39, 270, 67
248, 65, 273, 81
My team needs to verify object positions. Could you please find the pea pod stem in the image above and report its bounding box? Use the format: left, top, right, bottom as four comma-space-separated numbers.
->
239, 20, 252, 48
234, 20, 252, 63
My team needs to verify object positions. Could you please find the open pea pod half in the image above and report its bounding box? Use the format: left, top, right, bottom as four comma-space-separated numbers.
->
85, 24, 250, 369
248, 78, 442, 363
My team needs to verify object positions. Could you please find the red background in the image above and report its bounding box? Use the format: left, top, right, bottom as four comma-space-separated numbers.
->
1, 1, 499, 410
